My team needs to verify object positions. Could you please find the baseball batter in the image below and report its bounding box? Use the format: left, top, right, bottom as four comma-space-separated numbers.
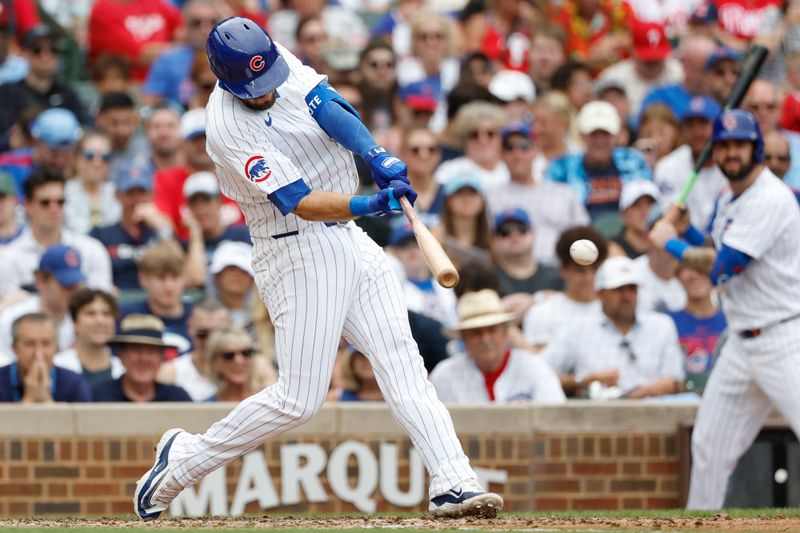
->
133, 17, 502, 519
650, 110, 800, 510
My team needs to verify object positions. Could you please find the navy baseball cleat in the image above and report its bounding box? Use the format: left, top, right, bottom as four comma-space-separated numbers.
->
133, 428, 186, 520
429, 479, 503, 518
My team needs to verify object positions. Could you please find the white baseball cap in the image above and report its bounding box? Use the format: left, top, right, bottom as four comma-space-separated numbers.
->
183, 171, 219, 199
488, 70, 536, 104
577, 100, 621, 136
210, 241, 254, 277
594, 256, 641, 290
180, 108, 206, 140
619, 180, 661, 211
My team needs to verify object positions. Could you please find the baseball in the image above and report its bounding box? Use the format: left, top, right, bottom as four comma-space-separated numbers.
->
570, 239, 599, 266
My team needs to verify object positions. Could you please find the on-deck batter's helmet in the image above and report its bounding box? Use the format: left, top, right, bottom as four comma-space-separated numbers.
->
206, 17, 289, 99
711, 109, 764, 163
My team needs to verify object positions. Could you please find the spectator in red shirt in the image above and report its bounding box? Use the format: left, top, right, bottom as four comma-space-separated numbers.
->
87, 0, 181, 81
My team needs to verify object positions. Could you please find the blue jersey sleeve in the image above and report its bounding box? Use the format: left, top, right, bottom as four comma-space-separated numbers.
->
710, 244, 752, 285
305, 81, 377, 160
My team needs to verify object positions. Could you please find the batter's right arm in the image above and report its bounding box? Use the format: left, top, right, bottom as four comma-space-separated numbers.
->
292, 183, 417, 221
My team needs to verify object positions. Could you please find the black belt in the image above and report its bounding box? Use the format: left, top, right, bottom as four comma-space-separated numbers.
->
739, 313, 800, 339
271, 222, 340, 240
271, 230, 299, 240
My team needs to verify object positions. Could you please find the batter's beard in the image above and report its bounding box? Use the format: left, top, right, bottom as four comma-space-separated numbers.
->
241, 92, 277, 111
722, 160, 756, 182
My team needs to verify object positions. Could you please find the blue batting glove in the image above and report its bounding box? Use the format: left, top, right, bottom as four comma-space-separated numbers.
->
367, 181, 417, 215
364, 146, 409, 189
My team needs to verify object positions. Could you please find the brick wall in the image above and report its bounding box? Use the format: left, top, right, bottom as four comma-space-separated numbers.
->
531, 433, 680, 510
0, 403, 709, 515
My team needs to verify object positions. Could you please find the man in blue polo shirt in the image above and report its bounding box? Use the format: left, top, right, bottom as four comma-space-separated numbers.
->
0, 313, 91, 402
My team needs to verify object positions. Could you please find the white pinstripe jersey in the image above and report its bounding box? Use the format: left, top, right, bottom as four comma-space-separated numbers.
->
205, 43, 358, 254
709, 169, 800, 331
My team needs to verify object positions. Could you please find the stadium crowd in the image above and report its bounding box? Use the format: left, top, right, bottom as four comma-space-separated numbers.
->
0, 0, 797, 404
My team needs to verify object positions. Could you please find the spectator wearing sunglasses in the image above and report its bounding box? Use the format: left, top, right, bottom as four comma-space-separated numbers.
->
0, 168, 112, 299
142, 0, 225, 107
542, 256, 684, 398
157, 297, 230, 402
0, 25, 88, 137
64, 131, 121, 235
92, 313, 191, 402
398, 128, 444, 228
356, 40, 398, 134
744, 79, 800, 189
435, 102, 509, 189
488, 123, 588, 267
491, 209, 563, 311
204, 326, 273, 403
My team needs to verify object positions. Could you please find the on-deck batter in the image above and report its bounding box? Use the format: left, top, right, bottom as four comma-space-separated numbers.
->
133, 17, 502, 520
650, 109, 800, 510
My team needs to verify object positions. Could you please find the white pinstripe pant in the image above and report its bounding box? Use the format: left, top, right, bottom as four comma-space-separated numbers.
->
168, 223, 476, 498
687, 319, 800, 509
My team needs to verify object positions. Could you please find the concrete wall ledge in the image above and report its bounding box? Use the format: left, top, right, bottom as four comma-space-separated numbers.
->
0, 402, 789, 437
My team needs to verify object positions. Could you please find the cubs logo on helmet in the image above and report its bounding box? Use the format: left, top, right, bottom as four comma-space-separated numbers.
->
723, 114, 738, 131
250, 55, 265, 72
245, 155, 272, 183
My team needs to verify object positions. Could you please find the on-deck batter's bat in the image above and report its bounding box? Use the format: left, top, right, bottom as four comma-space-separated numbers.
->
677, 44, 770, 206
398, 196, 460, 289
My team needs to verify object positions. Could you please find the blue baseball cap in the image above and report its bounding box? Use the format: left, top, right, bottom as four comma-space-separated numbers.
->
704, 47, 741, 70
389, 223, 416, 246
501, 121, 532, 140
38, 244, 85, 287
443, 174, 483, 197
679, 95, 721, 122
30, 108, 81, 149
115, 161, 154, 193
400, 80, 439, 112
493, 207, 532, 231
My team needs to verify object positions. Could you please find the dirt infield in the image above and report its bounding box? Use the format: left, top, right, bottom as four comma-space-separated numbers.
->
2, 514, 800, 531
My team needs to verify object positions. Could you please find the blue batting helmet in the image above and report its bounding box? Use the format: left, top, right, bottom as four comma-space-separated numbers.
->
206, 17, 289, 99
711, 109, 764, 163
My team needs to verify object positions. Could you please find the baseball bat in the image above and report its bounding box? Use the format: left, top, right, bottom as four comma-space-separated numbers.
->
677, 44, 770, 206
398, 196, 460, 289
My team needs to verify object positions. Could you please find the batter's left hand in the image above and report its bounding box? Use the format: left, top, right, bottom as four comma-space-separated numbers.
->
365, 147, 409, 189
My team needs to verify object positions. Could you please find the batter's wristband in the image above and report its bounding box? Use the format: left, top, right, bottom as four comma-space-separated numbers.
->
665, 238, 689, 261
682, 225, 705, 246
349, 196, 374, 217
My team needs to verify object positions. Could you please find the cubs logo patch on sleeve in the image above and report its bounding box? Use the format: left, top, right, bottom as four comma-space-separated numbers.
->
245, 155, 272, 183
